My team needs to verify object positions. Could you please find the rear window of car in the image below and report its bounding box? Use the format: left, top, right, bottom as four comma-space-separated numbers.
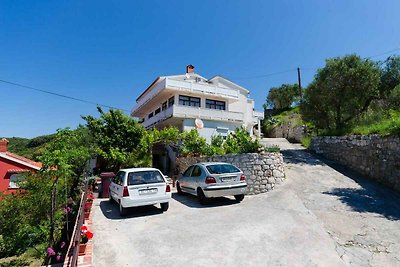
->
206, 164, 240, 174
127, 171, 165, 185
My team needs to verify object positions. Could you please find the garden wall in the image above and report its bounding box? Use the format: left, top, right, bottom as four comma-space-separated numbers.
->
310, 135, 400, 192
176, 152, 285, 195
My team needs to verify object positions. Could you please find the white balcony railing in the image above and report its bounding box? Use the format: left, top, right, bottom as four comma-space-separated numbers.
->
253, 110, 264, 119
166, 79, 239, 99
142, 105, 244, 128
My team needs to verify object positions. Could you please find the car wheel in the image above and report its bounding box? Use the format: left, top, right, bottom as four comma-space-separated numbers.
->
160, 202, 169, 212
234, 194, 245, 202
197, 188, 208, 205
176, 182, 183, 195
119, 201, 127, 216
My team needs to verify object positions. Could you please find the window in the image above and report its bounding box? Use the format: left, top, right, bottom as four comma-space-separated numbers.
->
179, 95, 200, 107
162, 101, 167, 111
155, 108, 161, 115
9, 173, 23, 188
206, 99, 226, 110
128, 171, 164, 185
206, 164, 240, 174
114, 171, 126, 185
168, 96, 175, 106
183, 166, 194, 177
191, 166, 202, 177
148, 112, 154, 119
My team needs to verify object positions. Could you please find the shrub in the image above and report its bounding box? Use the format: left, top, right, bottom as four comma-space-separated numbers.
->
301, 136, 312, 148
179, 129, 208, 157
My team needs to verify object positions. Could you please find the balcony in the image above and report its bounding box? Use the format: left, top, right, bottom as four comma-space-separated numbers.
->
165, 79, 239, 100
142, 105, 244, 129
132, 77, 240, 116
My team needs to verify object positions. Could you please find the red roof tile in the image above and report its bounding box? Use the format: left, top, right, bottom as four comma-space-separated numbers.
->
0, 151, 42, 170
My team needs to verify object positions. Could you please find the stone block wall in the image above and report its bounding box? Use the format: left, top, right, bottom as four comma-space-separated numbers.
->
176, 152, 285, 195
310, 135, 400, 192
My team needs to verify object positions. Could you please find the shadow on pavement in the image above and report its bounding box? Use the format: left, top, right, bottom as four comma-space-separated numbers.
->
99, 200, 163, 220
172, 192, 239, 209
283, 147, 400, 220
323, 187, 400, 221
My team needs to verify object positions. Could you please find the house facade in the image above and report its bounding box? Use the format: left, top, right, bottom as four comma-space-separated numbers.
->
131, 65, 264, 142
0, 138, 42, 195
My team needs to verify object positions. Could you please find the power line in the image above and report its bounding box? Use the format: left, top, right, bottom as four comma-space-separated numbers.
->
0, 79, 130, 112
367, 47, 400, 59
233, 68, 296, 80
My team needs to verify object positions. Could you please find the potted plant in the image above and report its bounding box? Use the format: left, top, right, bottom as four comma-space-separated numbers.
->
84, 202, 92, 219
79, 225, 93, 255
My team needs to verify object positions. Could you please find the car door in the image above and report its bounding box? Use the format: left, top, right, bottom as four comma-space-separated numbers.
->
113, 171, 125, 201
180, 165, 194, 192
189, 165, 203, 191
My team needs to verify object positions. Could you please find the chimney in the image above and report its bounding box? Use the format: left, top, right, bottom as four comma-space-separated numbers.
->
0, 138, 8, 152
186, 65, 195, 73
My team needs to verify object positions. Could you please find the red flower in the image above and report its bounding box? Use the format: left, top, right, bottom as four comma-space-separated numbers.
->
86, 231, 94, 239
81, 225, 88, 232
87, 194, 94, 200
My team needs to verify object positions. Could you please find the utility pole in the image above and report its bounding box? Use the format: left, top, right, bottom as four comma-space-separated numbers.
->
297, 67, 302, 98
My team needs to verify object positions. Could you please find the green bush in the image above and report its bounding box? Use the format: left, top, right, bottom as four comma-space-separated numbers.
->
179, 129, 208, 157
301, 136, 312, 148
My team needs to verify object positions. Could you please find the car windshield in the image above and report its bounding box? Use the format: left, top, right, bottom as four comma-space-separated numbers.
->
206, 164, 240, 174
127, 171, 164, 185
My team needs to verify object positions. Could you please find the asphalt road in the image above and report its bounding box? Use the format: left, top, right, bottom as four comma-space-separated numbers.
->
92, 139, 400, 267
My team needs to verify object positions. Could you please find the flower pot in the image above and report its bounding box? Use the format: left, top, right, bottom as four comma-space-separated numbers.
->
84, 211, 90, 219
78, 243, 87, 255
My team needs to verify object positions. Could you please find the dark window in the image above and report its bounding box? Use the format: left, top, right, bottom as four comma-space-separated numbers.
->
114, 171, 126, 185
206, 99, 226, 110
191, 166, 202, 177
155, 108, 161, 115
206, 164, 240, 174
162, 101, 167, 110
127, 171, 164, 185
148, 112, 153, 119
183, 166, 194, 177
179, 95, 200, 107
168, 96, 175, 106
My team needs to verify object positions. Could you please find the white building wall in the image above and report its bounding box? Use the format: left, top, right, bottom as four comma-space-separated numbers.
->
182, 118, 242, 143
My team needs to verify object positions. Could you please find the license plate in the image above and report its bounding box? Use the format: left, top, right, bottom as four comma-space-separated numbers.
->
139, 188, 158, 195
222, 176, 235, 182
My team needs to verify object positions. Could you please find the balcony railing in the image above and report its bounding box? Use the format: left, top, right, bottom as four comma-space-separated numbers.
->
142, 105, 244, 128
166, 79, 239, 99
132, 77, 240, 116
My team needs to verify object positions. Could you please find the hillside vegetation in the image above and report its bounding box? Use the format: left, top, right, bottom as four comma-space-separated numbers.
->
3, 135, 55, 160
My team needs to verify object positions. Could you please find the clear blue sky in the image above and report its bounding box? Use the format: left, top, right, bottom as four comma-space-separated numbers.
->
1, 1, 399, 138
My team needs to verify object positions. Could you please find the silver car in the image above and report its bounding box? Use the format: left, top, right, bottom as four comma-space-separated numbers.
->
176, 162, 247, 204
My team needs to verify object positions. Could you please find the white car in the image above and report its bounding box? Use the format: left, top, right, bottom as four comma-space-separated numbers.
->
176, 162, 247, 204
109, 168, 171, 216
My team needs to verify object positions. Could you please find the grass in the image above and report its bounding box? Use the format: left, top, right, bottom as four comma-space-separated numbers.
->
350, 110, 400, 136
300, 136, 311, 148
264, 145, 280, 153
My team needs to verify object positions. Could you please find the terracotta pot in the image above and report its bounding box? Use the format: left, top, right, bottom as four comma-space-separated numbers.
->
78, 243, 87, 255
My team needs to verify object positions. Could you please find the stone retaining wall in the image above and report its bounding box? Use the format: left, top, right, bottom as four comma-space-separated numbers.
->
310, 135, 400, 192
176, 152, 285, 195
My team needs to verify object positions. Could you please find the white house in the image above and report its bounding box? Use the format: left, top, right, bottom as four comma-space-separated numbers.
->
131, 65, 264, 142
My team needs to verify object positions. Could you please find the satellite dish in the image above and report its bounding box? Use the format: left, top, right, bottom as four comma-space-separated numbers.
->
195, 118, 204, 129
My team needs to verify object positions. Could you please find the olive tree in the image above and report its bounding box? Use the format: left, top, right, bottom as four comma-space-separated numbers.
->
301, 54, 381, 130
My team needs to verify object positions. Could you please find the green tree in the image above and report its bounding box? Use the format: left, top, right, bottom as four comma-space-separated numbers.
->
264, 84, 300, 110
301, 54, 381, 130
82, 107, 147, 171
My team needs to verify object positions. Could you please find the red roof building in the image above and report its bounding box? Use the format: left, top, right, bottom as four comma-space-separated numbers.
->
0, 138, 42, 195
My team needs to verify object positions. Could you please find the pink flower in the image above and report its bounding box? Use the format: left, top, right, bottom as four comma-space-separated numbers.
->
56, 254, 62, 261
47, 247, 56, 257
60, 241, 66, 248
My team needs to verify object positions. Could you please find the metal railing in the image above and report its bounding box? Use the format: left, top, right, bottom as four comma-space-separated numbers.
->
63, 186, 88, 267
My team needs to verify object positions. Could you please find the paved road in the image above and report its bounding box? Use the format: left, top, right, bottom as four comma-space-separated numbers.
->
92, 138, 400, 267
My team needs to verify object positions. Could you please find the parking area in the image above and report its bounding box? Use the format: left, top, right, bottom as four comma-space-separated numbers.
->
92, 139, 400, 267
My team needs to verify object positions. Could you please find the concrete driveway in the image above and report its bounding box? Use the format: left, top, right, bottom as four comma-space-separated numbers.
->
92, 139, 400, 267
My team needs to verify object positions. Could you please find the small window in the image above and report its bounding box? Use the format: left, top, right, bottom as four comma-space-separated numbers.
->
206, 99, 226, 110
9, 173, 23, 188
179, 95, 200, 107
155, 108, 161, 115
168, 96, 175, 106
162, 101, 167, 111
148, 112, 154, 119
191, 166, 202, 177
127, 171, 164, 185
183, 166, 194, 177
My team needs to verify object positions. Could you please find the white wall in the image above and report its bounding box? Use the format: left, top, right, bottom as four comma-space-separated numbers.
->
182, 118, 242, 142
